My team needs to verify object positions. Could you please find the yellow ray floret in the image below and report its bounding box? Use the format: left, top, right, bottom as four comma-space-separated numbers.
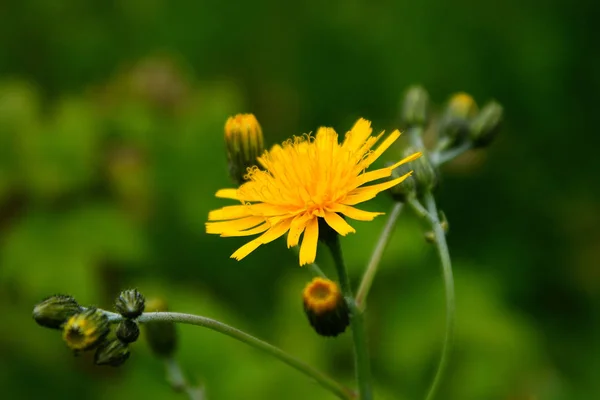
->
206, 118, 421, 266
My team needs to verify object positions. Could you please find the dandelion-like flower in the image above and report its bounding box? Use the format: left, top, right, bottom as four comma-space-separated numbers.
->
206, 118, 421, 265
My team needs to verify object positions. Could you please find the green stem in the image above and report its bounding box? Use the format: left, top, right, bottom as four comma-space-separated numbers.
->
164, 357, 205, 400
433, 141, 471, 165
422, 192, 456, 400
326, 236, 373, 400
355, 202, 403, 311
104, 311, 354, 400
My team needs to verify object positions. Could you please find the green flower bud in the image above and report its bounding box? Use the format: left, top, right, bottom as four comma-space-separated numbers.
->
225, 113, 265, 185
115, 289, 145, 319
303, 278, 349, 337
63, 308, 110, 351
116, 319, 140, 344
401, 85, 429, 127
403, 147, 437, 194
387, 161, 416, 202
144, 298, 177, 357
469, 101, 503, 148
439, 92, 478, 146
33, 295, 82, 329
94, 339, 130, 367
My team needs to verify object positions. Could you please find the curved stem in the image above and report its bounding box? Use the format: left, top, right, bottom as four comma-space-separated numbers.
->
105, 311, 354, 400
326, 236, 373, 400
355, 202, 403, 311
422, 191, 456, 400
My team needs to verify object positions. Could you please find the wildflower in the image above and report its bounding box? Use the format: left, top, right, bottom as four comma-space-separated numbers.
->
94, 339, 130, 367
115, 289, 145, 319
225, 113, 265, 184
116, 319, 140, 344
439, 92, 478, 146
206, 118, 421, 265
33, 295, 82, 329
303, 277, 349, 337
63, 308, 110, 351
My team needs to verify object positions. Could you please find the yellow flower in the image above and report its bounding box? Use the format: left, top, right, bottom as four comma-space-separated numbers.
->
206, 118, 421, 266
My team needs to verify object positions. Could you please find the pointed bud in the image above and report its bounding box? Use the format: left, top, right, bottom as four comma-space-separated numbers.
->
401, 85, 429, 127
303, 278, 350, 337
144, 298, 177, 357
439, 92, 478, 146
63, 308, 110, 351
403, 147, 437, 194
115, 289, 145, 319
33, 295, 82, 329
116, 319, 140, 344
470, 101, 503, 147
224, 114, 265, 185
94, 339, 130, 367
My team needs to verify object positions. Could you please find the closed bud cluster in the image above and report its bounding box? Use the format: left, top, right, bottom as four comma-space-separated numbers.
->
33, 295, 82, 329
303, 278, 350, 337
469, 101, 503, 147
401, 85, 429, 127
115, 289, 145, 319
224, 113, 265, 185
144, 297, 177, 357
94, 339, 131, 367
439, 92, 478, 146
63, 308, 110, 352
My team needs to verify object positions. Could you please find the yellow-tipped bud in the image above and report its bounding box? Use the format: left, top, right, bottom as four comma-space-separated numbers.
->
63, 308, 110, 351
224, 113, 264, 185
303, 278, 349, 337
144, 297, 177, 357
33, 295, 82, 329
440, 92, 478, 146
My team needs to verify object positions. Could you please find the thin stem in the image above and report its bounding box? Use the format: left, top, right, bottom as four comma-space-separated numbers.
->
327, 236, 373, 400
433, 141, 471, 165
307, 262, 328, 279
105, 311, 354, 400
355, 202, 403, 311
165, 358, 205, 400
406, 196, 433, 223
422, 191, 456, 400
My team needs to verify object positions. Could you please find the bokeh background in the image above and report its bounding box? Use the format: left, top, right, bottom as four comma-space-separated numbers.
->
1, 1, 598, 399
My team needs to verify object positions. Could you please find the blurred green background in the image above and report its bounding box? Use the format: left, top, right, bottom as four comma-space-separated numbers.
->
1, 1, 598, 399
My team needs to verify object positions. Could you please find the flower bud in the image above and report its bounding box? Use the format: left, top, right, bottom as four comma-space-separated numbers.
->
115, 289, 145, 319
404, 147, 437, 194
33, 295, 82, 329
401, 85, 429, 127
94, 339, 130, 367
387, 161, 416, 202
439, 92, 478, 146
224, 113, 265, 185
144, 298, 177, 357
303, 278, 350, 337
63, 308, 110, 351
116, 319, 140, 344
469, 101, 503, 148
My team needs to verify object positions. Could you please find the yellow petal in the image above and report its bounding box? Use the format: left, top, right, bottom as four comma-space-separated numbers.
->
215, 188, 239, 200
208, 205, 251, 221
343, 172, 412, 205
229, 219, 292, 260
287, 213, 312, 248
299, 217, 319, 266
343, 118, 372, 152
220, 221, 270, 237
206, 216, 265, 234
388, 151, 422, 170
361, 129, 401, 168
323, 211, 355, 235
329, 204, 383, 221
230, 237, 263, 261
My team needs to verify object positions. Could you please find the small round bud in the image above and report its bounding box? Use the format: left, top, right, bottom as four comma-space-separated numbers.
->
224, 113, 265, 185
303, 278, 350, 337
116, 319, 140, 344
33, 295, 82, 329
469, 101, 503, 148
401, 85, 429, 127
94, 339, 131, 367
115, 289, 145, 319
404, 147, 437, 194
63, 308, 110, 351
439, 92, 478, 146
144, 298, 177, 357
387, 161, 416, 202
